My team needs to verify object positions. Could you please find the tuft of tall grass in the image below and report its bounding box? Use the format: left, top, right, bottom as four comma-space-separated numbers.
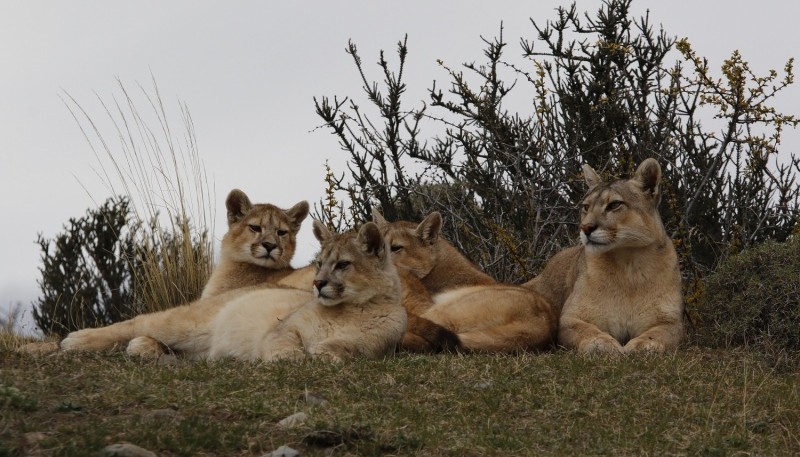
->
0, 303, 43, 350
0, 304, 22, 349
62, 76, 215, 313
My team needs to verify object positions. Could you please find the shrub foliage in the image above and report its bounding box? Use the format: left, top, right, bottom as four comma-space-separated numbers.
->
314, 0, 799, 293
695, 236, 800, 351
33, 197, 211, 336
34, 197, 137, 335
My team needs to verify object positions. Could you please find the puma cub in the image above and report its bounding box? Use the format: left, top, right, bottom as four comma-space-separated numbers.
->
208, 221, 407, 362
375, 212, 557, 353
201, 189, 315, 298
59, 190, 315, 357
524, 158, 684, 354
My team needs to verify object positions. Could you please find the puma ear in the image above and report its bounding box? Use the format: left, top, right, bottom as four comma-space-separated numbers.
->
226, 189, 252, 226
312, 220, 332, 244
582, 164, 603, 189
634, 158, 662, 202
358, 222, 386, 260
285, 201, 310, 231
372, 210, 388, 227
415, 212, 442, 245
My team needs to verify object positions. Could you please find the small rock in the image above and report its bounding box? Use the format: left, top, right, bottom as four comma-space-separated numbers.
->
263, 445, 301, 457
301, 391, 328, 406
278, 411, 308, 428
101, 443, 157, 457
474, 380, 493, 390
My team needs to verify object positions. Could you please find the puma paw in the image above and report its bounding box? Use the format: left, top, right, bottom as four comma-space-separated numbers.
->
60, 329, 103, 351
623, 337, 666, 354
307, 348, 345, 363
263, 347, 305, 362
579, 335, 624, 355
126, 336, 166, 358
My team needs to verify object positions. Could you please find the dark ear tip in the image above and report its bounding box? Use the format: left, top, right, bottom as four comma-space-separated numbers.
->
312, 219, 331, 242
639, 158, 661, 175
359, 222, 384, 255
360, 221, 381, 239
288, 200, 310, 220
225, 189, 252, 224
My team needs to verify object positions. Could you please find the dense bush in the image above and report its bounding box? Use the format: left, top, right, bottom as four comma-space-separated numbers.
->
33, 197, 137, 335
33, 197, 211, 337
694, 236, 800, 351
315, 0, 799, 295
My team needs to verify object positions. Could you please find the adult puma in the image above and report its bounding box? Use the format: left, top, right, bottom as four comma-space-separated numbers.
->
524, 158, 684, 354
208, 221, 407, 362
374, 212, 557, 353
59, 190, 315, 356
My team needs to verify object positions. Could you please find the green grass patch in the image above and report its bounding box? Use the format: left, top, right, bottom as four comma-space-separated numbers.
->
1, 345, 798, 456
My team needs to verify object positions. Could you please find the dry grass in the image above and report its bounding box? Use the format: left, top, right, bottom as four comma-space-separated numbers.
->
2, 342, 798, 456
61, 76, 215, 312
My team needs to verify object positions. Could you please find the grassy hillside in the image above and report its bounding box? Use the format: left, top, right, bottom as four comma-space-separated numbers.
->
2, 341, 798, 456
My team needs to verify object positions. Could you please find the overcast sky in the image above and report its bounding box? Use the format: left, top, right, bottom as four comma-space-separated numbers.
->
2, 1, 798, 334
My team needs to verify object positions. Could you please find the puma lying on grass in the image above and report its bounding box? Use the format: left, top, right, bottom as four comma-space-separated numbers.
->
61, 218, 406, 362
59, 189, 315, 357
524, 158, 684, 354
208, 221, 407, 362
375, 212, 557, 353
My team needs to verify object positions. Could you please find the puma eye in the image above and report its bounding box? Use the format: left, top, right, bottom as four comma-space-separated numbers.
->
607, 201, 624, 211
390, 245, 404, 253
581, 203, 590, 212
277, 229, 288, 236
335, 261, 351, 270
248, 224, 262, 233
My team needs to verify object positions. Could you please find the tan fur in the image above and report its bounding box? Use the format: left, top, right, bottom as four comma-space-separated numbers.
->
396, 269, 460, 352
201, 189, 313, 298
375, 212, 557, 353
208, 221, 407, 362
524, 158, 684, 354
59, 190, 316, 357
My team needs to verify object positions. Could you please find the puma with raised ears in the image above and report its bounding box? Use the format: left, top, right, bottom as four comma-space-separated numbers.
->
58, 191, 316, 357
201, 189, 314, 298
375, 212, 557, 353
524, 158, 684, 354
209, 221, 407, 362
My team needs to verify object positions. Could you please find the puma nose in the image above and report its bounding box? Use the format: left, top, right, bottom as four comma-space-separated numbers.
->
580, 223, 597, 235
262, 242, 277, 253
313, 279, 328, 291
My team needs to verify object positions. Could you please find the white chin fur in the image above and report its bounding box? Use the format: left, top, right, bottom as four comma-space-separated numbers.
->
317, 296, 341, 307
581, 233, 614, 252
314, 287, 340, 306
